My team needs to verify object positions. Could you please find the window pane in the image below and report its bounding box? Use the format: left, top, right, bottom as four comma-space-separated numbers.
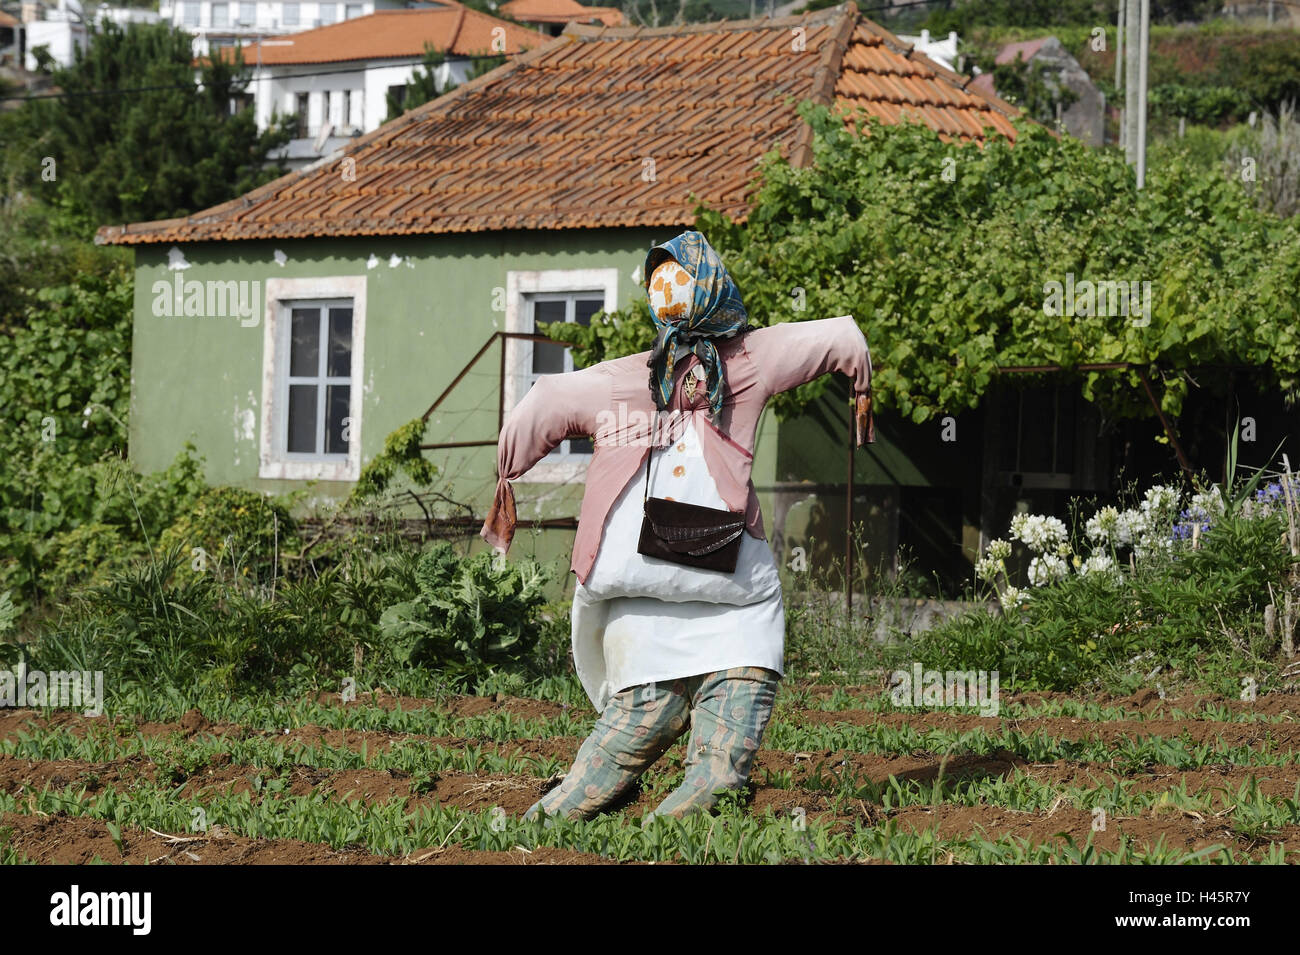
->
531, 299, 566, 375
325, 384, 350, 454
289, 307, 320, 377
183, 2, 200, 26
211, 2, 229, 27
239, 2, 256, 24
575, 298, 602, 326
328, 307, 352, 377
345, 3, 362, 18
319, 2, 336, 22
294, 92, 309, 138
283, 2, 299, 25
288, 384, 318, 453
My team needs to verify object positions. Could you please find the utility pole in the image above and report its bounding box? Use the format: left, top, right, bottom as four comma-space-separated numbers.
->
1116, 0, 1125, 150
1136, 0, 1150, 189
1124, 0, 1140, 165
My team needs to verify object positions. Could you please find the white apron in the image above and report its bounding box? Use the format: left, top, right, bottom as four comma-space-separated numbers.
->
571, 386, 785, 713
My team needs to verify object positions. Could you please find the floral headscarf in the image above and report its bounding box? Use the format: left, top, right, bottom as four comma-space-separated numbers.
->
643, 230, 750, 417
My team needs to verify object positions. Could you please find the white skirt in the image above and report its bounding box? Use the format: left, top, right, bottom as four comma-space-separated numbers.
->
571, 416, 785, 713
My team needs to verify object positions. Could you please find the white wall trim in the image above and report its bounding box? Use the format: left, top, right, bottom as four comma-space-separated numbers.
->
503, 268, 618, 485
259, 275, 366, 481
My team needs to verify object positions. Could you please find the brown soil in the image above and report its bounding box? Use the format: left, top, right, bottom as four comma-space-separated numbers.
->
0, 811, 622, 865
4, 687, 1299, 864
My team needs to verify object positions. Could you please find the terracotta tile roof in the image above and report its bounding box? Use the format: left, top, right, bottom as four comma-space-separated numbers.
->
220, 4, 546, 65
500, 0, 624, 27
836, 18, 1017, 146
97, 2, 1020, 246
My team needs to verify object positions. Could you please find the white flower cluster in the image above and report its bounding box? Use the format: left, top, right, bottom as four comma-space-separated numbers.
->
1084, 506, 1120, 543
977, 475, 1296, 609
1141, 484, 1179, 515
999, 586, 1028, 611
1008, 513, 1068, 552
1187, 490, 1225, 522
974, 556, 1000, 583
1078, 552, 1120, 580
974, 538, 1013, 584
1027, 554, 1069, 586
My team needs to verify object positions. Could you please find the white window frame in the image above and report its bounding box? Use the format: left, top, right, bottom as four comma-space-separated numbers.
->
211, 1, 229, 27
504, 268, 618, 485
260, 276, 366, 482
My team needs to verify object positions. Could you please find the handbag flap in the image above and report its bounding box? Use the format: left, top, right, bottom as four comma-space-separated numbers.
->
644, 497, 745, 554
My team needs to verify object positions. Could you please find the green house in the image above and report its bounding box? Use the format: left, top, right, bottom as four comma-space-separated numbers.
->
96, 4, 1026, 596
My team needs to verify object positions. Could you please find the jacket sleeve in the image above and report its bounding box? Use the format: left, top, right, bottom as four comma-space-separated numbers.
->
480, 368, 605, 553
747, 314, 872, 400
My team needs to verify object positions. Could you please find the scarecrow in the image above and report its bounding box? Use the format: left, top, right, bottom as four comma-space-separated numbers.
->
482, 230, 872, 821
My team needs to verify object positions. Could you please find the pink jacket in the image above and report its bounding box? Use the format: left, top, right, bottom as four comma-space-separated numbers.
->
481, 314, 873, 583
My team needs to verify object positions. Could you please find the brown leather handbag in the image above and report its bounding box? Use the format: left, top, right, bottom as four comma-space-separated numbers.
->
637, 441, 745, 573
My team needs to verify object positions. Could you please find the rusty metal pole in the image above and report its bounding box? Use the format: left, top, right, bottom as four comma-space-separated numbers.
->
1136, 368, 1194, 477
498, 332, 507, 434
846, 403, 854, 616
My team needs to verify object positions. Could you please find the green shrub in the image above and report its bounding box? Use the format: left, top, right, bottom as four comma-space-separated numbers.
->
35, 522, 148, 599
157, 485, 298, 581
379, 540, 552, 684
915, 503, 1294, 692
32, 540, 396, 696
0, 443, 207, 611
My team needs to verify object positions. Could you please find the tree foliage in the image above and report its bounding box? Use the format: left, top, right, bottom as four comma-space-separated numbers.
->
543, 101, 1300, 427
18, 20, 290, 229
970, 52, 1078, 127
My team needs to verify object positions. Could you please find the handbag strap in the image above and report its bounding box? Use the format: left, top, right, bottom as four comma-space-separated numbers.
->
642, 423, 656, 503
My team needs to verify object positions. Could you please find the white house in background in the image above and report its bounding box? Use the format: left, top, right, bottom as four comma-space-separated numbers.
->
20, 0, 159, 70
160, 0, 456, 57
1, 10, 23, 67
896, 28, 959, 73
219, 5, 544, 169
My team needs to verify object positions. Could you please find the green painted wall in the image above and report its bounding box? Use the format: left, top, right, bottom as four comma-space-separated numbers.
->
126, 228, 950, 598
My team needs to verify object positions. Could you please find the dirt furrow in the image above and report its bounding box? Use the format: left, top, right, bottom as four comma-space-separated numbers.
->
0, 811, 621, 865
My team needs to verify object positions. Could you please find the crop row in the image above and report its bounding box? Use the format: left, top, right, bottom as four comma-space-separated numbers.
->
0, 782, 1292, 865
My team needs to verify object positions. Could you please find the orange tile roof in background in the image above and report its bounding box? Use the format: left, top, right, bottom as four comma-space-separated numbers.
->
223, 4, 546, 65
500, 0, 624, 27
995, 37, 1051, 65
99, 2, 1020, 246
